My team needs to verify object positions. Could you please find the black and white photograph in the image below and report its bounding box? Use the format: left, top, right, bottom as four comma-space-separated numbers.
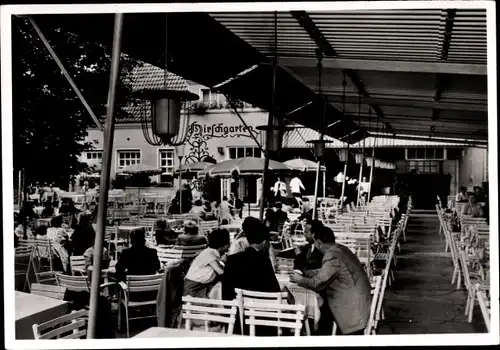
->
1, 1, 498, 348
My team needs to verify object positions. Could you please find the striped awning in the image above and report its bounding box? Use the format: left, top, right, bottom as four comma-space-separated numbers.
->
284, 127, 347, 148
345, 137, 477, 148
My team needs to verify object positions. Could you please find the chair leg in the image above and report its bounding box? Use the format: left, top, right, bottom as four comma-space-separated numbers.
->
332, 322, 338, 336
125, 304, 130, 338
390, 269, 395, 283
468, 289, 476, 323
304, 318, 311, 336
465, 294, 471, 316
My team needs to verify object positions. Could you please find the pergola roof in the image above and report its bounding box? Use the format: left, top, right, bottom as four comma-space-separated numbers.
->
209, 8, 488, 143
29, 7, 488, 145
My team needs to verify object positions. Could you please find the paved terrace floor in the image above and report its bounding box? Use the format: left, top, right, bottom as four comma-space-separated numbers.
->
378, 210, 488, 334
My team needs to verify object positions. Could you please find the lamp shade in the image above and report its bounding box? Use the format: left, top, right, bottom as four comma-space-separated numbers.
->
338, 149, 349, 162
306, 139, 333, 159
354, 153, 364, 164
174, 144, 186, 159
366, 157, 374, 167
257, 125, 294, 153
374, 159, 381, 168
135, 89, 198, 144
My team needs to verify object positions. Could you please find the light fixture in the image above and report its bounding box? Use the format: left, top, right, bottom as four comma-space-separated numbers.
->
257, 124, 294, 155
174, 144, 186, 162
374, 159, 381, 168
307, 139, 333, 160
137, 14, 198, 146
354, 153, 364, 164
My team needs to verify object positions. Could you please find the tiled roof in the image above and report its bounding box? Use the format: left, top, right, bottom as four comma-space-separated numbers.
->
116, 63, 191, 123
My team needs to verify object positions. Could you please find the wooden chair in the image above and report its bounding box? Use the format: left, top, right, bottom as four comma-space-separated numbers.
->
70, 256, 86, 276
243, 300, 307, 336
365, 275, 383, 335
181, 296, 238, 334
15, 246, 35, 292
199, 220, 220, 236
234, 288, 310, 336
117, 274, 163, 338
31, 283, 67, 300
156, 246, 184, 266
32, 309, 88, 339
276, 258, 294, 275
105, 226, 128, 260
474, 284, 490, 332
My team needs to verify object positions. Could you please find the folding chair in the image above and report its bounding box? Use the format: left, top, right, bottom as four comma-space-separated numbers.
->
181, 296, 238, 334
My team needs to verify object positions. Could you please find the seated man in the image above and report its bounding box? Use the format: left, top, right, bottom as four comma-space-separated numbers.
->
115, 230, 161, 281
176, 220, 208, 246
293, 219, 324, 271
222, 218, 280, 335
290, 226, 371, 336
462, 195, 484, 218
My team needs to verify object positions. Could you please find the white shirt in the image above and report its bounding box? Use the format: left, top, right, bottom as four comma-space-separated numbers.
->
185, 248, 221, 284
335, 172, 346, 183
456, 193, 467, 201
290, 177, 305, 194
273, 181, 287, 197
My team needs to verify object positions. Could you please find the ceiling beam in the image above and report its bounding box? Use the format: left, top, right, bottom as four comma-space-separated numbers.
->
374, 128, 488, 141
321, 94, 487, 112
289, 12, 392, 132
290, 11, 336, 57
365, 133, 488, 147
280, 57, 487, 75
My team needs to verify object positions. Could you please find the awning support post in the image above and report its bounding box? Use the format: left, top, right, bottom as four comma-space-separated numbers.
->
87, 13, 123, 339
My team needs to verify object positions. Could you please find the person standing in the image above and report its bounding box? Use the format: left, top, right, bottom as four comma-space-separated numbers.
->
273, 177, 287, 204
290, 176, 305, 208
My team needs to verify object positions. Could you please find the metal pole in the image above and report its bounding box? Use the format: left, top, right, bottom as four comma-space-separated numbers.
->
340, 162, 348, 207
27, 16, 103, 131
87, 13, 123, 339
356, 158, 364, 207
322, 169, 326, 199
18, 169, 22, 208
259, 12, 278, 222
178, 158, 183, 214
312, 156, 322, 219
367, 146, 376, 203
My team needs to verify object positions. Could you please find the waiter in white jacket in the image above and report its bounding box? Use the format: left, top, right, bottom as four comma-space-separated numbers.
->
273, 178, 287, 204
290, 176, 306, 208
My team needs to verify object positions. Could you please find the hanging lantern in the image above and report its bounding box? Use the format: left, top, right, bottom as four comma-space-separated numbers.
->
374, 159, 381, 168
354, 153, 364, 164
307, 139, 333, 160
338, 149, 349, 162
257, 124, 294, 154
366, 157, 374, 167
138, 89, 199, 146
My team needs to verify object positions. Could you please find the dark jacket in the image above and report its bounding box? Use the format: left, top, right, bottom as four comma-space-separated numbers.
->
71, 224, 96, 256
156, 262, 188, 328
297, 244, 371, 335
293, 243, 324, 271
115, 244, 161, 281
222, 247, 281, 336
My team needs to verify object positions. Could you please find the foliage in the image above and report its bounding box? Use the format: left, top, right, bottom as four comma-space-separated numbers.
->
111, 174, 152, 189
188, 101, 209, 115
12, 17, 141, 189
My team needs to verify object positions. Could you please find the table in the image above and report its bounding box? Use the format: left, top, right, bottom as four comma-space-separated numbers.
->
220, 223, 242, 233
15, 291, 68, 339
276, 274, 322, 329
134, 327, 241, 338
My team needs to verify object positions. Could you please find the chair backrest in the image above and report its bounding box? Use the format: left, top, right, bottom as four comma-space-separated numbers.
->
365, 275, 383, 334
175, 244, 207, 259
291, 235, 307, 248
156, 246, 184, 265
32, 309, 88, 339
199, 220, 220, 236
55, 273, 90, 292
126, 274, 163, 294
244, 300, 306, 336
182, 296, 238, 334
104, 226, 117, 240
234, 288, 290, 335
276, 258, 294, 275
31, 283, 67, 300
70, 256, 86, 275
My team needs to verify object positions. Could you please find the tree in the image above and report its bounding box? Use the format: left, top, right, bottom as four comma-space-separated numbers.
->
12, 17, 142, 189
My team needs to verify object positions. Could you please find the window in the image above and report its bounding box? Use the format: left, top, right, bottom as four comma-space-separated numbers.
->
85, 151, 103, 161
159, 149, 175, 182
407, 160, 441, 174
201, 89, 210, 102
406, 148, 446, 160
227, 147, 262, 159
117, 150, 141, 169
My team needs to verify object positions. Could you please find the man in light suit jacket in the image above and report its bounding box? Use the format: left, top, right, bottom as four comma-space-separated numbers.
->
290, 226, 371, 335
